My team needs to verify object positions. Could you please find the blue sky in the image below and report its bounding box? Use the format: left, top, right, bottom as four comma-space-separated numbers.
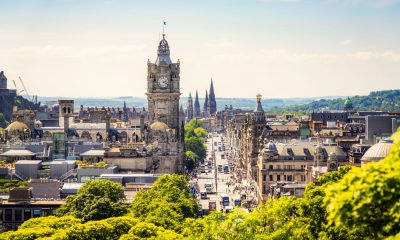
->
0, 0, 399, 98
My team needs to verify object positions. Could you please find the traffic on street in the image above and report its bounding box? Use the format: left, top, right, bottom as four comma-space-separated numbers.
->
190, 132, 259, 216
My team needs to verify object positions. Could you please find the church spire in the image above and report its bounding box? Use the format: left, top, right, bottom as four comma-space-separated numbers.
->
123, 101, 128, 122
187, 92, 194, 121
208, 79, 217, 115
203, 90, 209, 117
194, 90, 201, 118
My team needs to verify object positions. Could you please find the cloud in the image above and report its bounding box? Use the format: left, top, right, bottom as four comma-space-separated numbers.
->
203, 39, 237, 49
2, 44, 149, 58
348, 51, 400, 62
382, 51, 400, 62
340, 39, 353, 45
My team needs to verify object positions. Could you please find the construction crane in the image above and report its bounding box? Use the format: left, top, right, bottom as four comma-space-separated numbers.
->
19, 76, 34, 102
12, 80, 25, 95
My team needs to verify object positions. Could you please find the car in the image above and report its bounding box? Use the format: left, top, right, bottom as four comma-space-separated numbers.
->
205, 182, 214, 193
200, 190, 208, 199
224, 205, 234, 213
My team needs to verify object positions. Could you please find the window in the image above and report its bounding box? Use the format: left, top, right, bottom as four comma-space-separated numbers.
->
4, 209, 12, 222
277, 175, 281, 181
269, 175, 273, 181
269, 165, 273, 170
263, 174, 266, 181
287, 175, 293, 181
33, 209, 41, 218
301, 175, 306, 182
24, 209, 32, 221
14, 209, 22, 222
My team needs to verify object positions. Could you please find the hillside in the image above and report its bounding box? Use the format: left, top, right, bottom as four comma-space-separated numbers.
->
0, 95, 39, 128
268, 90, 400, 113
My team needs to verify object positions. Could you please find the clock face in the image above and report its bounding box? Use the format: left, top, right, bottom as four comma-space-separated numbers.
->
158, 76, 168, 88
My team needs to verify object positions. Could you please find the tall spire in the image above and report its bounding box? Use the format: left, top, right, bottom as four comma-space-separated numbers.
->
187, 92, 194, 121
179, 104, 185, 125
155, 22, 171, 65
123, 101, 128, 122
194, 90, 201, 118
254, 94, 265, 123
203, 90, 209, 117
208, 78, 217, 115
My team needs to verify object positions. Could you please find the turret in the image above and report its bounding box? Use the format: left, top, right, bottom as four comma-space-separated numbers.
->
254, 94, 265, 123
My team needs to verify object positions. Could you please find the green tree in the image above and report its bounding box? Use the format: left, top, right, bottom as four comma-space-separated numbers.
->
185, 136, 206, 162
131, 174, 198, 231
185, 150, 199, 172
325, 135, 400, 239
57, 179, 128, 222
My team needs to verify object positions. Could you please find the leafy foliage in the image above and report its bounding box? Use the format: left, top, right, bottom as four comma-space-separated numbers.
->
57, 179, 128, 222
0, 179, 28, 193
131, 174, 199, 231
184, 119, 207, 172
269, 90, 400, 113
325, 134, 400, 239
2, 130, 400, 240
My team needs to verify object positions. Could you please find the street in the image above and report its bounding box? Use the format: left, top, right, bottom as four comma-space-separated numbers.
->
194, 133, 258, 214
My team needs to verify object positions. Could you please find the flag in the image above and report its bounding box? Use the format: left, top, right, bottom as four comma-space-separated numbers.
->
163, 21, 166, 25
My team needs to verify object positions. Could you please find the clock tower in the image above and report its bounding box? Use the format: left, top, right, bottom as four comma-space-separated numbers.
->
144, 32, 184, 174
146, 33, 181, 129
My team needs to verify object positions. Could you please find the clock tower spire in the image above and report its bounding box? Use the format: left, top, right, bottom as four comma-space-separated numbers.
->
146, 30, 181, 129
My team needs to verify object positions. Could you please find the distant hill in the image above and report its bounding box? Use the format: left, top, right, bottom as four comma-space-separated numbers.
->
37, 96, 331, 110
270, 90, 400, 113
35, 90, 399, 113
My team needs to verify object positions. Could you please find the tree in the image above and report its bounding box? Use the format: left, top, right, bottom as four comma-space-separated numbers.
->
325, 144, 400, 239
131, 174, 198, 231
185, 136, 206, 162
57, 179, 128, 222
185, 150, 199, 172
0, 113, 7, 129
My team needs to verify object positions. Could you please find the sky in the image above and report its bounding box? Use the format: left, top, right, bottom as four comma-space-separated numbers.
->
0, 0, 399, 99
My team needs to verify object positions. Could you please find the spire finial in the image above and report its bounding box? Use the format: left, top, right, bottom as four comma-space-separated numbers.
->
162, 20, 166, 38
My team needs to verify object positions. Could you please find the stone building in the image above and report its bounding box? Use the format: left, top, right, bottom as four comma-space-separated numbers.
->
144, 32, 185, 173
257, 141, 347, 199
0, 71, 17, 121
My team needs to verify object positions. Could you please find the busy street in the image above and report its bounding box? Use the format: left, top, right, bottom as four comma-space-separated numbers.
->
190, 132, 259, 215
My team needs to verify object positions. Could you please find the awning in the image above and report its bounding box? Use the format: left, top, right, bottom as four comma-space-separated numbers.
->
1, 149, 35, 157
80, 149, 105, 157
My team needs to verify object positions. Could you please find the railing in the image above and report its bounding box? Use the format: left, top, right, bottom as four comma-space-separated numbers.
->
10, 169, 29, 181
60, 168, 77, 182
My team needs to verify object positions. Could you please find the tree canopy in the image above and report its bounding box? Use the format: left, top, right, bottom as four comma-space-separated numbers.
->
57, 179, 129, 222
2, 130, 400, 240
131, 174, 199, 231
184, 119, 207, 171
